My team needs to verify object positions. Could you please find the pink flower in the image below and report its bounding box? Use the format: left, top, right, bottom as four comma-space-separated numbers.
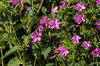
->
75, 14, 85, 24
61, 0, 66, 8
54, 46, 69, 57
71, 35, 81, 44
26, 7, 31, 11
31, 31, 42, 42
10, 0, 19, 5
49, 18, 61, 29
96, 0, 100, 6
60, 49, 69, 56
58, 46, 66, 51
91, 48, 100, 58
54, 48, 59, 53
38, 25, 44, 32
51, 6, 58, 14
96, 20, 100, 25
75, 3, 86, 11
20, 0, 25, 3
40, 16, 48, 27
34, 0, 36, 1
82, 41, 91, 49
58, 46, 69, 56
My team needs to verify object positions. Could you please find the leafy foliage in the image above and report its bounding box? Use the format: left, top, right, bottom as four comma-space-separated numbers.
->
0, 0, 100, 66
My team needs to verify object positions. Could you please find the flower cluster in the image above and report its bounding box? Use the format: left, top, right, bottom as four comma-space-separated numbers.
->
31, 16, 61, 42
75, 3, 86, 24
71, 35, 100, 58
30, 0, 100, 59
73, 2, 100, 58
1, 0, 100, 65
71, 35, 91, 49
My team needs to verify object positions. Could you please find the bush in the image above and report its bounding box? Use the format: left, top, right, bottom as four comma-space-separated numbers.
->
0, 0, 100, 66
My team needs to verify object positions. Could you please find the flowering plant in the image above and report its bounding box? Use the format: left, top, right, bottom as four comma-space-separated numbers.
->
0, 0, 100, 66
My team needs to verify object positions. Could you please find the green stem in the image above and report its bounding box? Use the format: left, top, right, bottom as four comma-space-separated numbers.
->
58, 56, 66, 66
3, 26, 23, 65
3, 24, 9, 32
51, 0, 54, 12
8, 15, 21, 46
1, 48, 4, 66
34, 55, 37, 66
35, 0, 44, 16
23, 50, 26, 66
7, 15, 23, 63
29, 0, 44, 33
3, 24, 23, 63
13, 28, 22, 46
32, 0, 34, 10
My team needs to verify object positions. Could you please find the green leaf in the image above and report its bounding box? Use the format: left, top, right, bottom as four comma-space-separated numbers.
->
8, 57, 21, 66
41, 47, 51, 60
45, 63, 54, 66
3, 46, 19, 59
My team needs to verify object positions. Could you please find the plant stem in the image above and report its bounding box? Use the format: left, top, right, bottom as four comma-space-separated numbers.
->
8, 15, 21, 46
23, 49, 26, 66
32, 0, 34, 10
51, 0, 54, 12
7, 15, 24, 64
1, 48, 4, 66
3, 24, 9, 32
34, 55, 37, 66
58, 56, 66, 66
35, 0, 44, 16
